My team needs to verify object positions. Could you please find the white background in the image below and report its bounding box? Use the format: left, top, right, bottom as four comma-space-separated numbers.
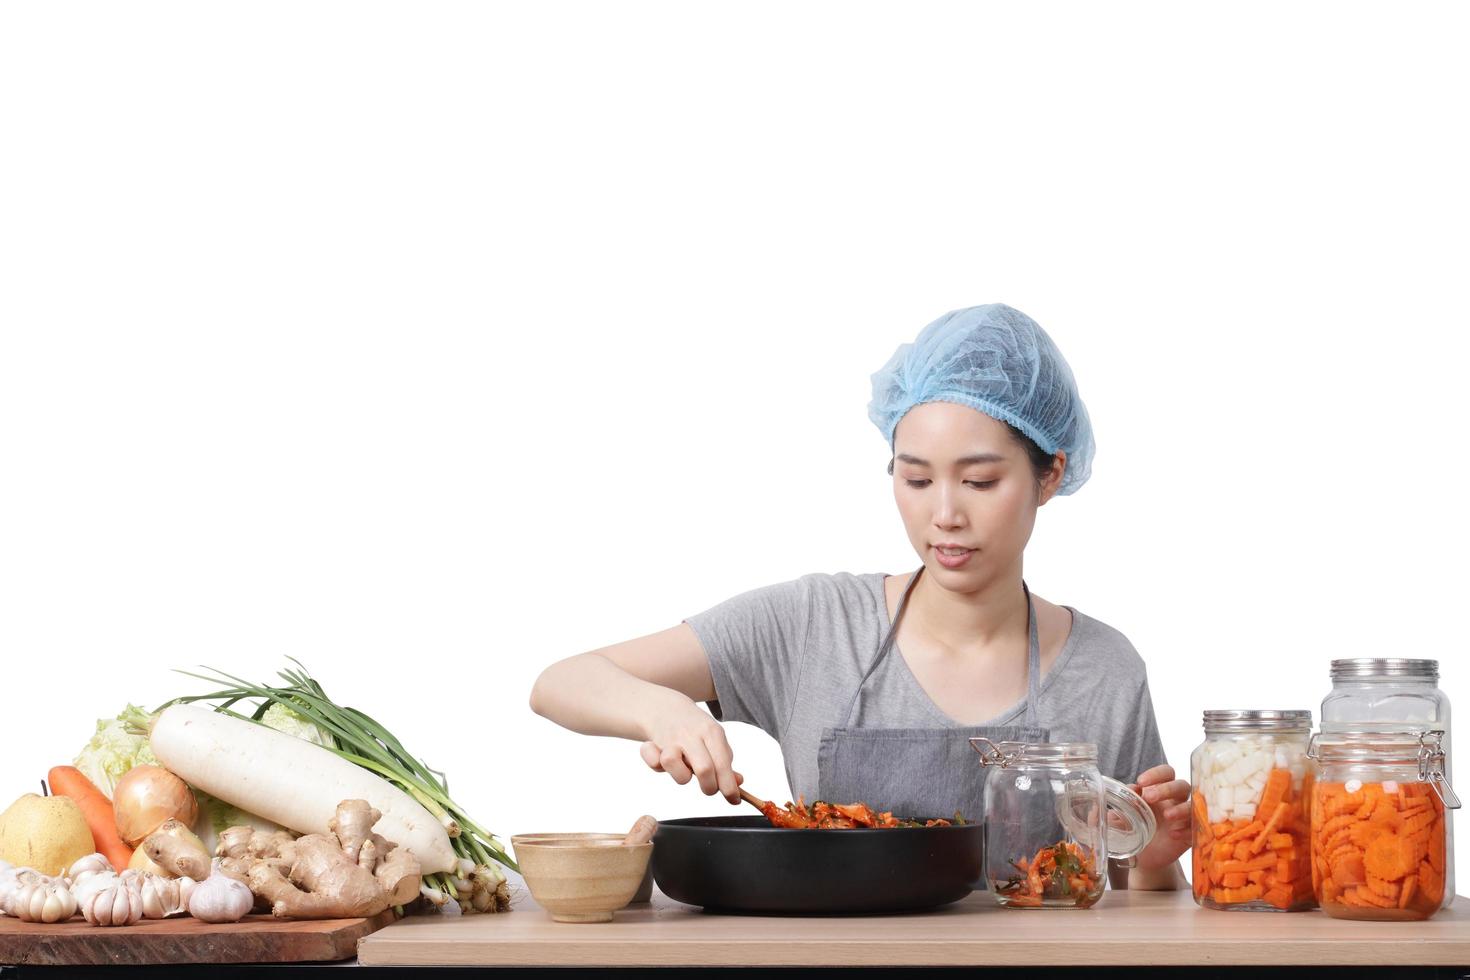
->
2, 1, 1466, 888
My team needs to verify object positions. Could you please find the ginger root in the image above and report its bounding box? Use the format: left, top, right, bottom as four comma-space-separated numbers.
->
142, 820, 211, 880
217, 799, 421, 919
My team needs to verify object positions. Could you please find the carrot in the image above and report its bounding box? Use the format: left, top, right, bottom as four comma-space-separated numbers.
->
1429, 827, 1446, 874
1262, 884, 1293, 909
1217, 852, 1278, 875
1221, 820, 1265, 844
1248, 802, 1291, 855
1417, 861, 1445, 905
46, 765, 134, 870
1257, 769, 1291, 818
1332, 850, 1366, 886
1312, 779, 1445, 920
1276, 854, 1302, 882
1214, 882, 1265, 904
1398, 874, 1418, 909
1193, 766, 1315, 911
1364, 833, 1416, 881
1192, 791, 1212, 840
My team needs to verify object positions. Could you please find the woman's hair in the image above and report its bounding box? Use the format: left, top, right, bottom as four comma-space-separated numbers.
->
1006, 423, 1059, 488
887, 422, 1057, 489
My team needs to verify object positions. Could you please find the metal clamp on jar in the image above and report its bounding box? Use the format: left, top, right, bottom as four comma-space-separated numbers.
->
1306, 728, 1460, 921
971, 739, 1155, 909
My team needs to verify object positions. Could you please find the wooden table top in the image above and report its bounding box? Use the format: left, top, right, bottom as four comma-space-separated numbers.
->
356, 884, 1470, 967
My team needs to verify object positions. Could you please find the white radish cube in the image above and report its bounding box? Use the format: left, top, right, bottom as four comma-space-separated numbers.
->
1345, 779, 1363, 794
1214, 746, 1242, 770
1218, 786, 1235, 808
1235, 802, 1257, 820
1382, 780, 1399, 795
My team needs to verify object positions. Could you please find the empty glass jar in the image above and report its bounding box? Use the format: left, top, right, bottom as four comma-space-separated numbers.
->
971, 739, 1155, 909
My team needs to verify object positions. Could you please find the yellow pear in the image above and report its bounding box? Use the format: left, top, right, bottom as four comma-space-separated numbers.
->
0, 793, 95, 875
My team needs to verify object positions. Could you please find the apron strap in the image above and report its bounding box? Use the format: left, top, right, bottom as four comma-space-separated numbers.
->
842, 568, 1045, 729
1021, 579, 1042, 731
839, 567, 925, 726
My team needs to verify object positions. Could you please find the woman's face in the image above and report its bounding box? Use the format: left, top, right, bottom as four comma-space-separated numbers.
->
892, 402, 1065, 590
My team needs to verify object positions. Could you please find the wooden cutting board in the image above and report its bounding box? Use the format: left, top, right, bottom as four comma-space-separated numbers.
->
0, 910, 397, 966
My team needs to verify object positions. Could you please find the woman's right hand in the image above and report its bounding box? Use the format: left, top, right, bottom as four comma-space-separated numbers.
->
639, 695, 744, 804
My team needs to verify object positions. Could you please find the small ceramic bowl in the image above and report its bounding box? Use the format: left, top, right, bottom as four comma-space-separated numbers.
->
511, 837, 653, 922
511, 834, 653, 903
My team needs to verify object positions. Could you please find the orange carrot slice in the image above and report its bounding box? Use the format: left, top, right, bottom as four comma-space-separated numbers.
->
1398, 873, 1418, 909
1365, 834, 1415, 881
1248, 802, 1290, 855
1331, 851, 1366, 886
1257, 769, 1291, 817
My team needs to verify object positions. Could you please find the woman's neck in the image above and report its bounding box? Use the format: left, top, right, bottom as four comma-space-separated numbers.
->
906, 562, 1029, 657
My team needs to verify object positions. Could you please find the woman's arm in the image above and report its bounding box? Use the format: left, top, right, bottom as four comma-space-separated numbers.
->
529, 624, 745, 803
1110, 763, 1192, 890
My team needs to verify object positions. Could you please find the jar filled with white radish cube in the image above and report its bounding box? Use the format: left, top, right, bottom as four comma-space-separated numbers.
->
1190, 710, 1316, 912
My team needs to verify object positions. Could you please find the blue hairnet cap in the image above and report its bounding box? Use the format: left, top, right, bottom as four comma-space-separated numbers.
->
868, 304, 1095, 495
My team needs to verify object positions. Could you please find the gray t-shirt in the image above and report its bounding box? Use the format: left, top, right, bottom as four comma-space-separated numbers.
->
684, 571, 1168, 805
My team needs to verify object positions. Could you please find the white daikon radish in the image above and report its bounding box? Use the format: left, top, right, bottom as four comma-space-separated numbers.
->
149, 704, 456, 873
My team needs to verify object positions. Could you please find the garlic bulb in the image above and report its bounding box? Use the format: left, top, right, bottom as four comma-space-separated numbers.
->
0, 864, 23, 916
66, 853, 115, 884
140, 872, 196, 918
188, 862, 253, 923
73, 870, 143, 927
2, 873, 77, 923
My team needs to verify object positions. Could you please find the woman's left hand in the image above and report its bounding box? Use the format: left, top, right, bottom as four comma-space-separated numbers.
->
1130, 764, 1192, 875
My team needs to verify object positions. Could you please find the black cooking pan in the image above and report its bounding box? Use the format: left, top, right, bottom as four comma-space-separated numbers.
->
650, 815, 984, 914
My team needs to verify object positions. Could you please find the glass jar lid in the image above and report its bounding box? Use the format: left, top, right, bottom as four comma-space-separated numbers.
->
1202, 709, 1312, 733
1329, 658, 1439, 680
1094, 775, 1158, 860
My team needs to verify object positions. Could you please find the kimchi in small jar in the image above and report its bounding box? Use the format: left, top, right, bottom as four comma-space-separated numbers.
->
971, 739, 1155, 909
1307, 728, 1461, 921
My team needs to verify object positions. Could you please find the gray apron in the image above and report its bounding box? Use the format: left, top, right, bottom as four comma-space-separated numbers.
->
816, 567, 1049, 822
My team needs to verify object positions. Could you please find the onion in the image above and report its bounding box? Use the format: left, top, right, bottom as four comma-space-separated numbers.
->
112, 766, 198, 846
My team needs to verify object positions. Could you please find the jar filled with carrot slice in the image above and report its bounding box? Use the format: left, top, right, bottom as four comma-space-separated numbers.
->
1190, 710, 1316, 911
1322, 658, 1455, 911
1307, 728, 1461, 921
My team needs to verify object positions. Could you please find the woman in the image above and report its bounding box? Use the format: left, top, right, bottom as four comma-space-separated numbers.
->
530, 304, 1191, 889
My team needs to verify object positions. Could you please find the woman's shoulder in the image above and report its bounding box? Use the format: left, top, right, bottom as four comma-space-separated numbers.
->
785, 570, 891, 614
1053, 604, 1149, 681
699, 570, 884, 619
